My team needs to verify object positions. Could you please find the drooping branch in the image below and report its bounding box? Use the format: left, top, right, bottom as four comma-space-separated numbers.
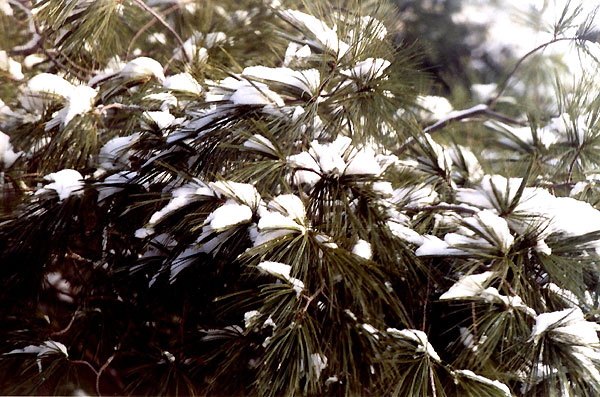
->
396, 105, 527, 155
488, 36, 585, 108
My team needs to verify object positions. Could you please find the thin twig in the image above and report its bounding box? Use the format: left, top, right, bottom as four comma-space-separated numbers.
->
95, 103, 143, 114
71, 360, 99, 377
50, 309, 80, 337
96, 355, 115, 397
302, 285, 324, 313
422, 276, 430, 331
129, 0, 189, 62
567, 142, 586, 183
471, 303, 478, 346
126, 3, 182, 60
401, 204, 479, 215
488, 36, 583, 108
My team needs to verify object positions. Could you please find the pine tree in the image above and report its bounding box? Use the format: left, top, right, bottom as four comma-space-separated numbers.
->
1, 0, 600, 396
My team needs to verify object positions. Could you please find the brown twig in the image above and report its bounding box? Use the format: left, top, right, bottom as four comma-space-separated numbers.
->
302, 285, 324, 313
95, 103, 143, 114
71, 359, 99, 377
471, 302, 478, 346
422, 276, 430, 331
50, 309, 80, 337
128, 0, 189, 62
401, 204, 479, 215
96, 355, 115, 397
126, 3, 182, 60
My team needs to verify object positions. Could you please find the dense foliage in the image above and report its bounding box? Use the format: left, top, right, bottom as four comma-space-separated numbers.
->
1, 0, 600, 395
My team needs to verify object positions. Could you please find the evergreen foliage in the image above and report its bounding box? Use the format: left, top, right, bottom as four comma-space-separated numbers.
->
1, 0, 600, 396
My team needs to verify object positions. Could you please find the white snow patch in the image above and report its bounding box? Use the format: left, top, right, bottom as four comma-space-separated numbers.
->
163, 73, 203, 95
143, 110, 176, 130
279, 9, 349, 59
7, 340, 68, 358
439, 272, 495, 300
532, 307, 600, 345
340, 58, 390, 80
257, 261, 304, 296
120, 57, 165, 82
387, 328, 441, 362
0, 131, 21, 168
415, 235, 465, 256
452, 369, 512, 396
310, 353, 328, 379
206, 201, 253, 231
242, 66, 321, 95
45, 85, 97, 130
244, 310, 261, 329
98, 133, 140, 170
38, 169, 84, 201
149, 181, 213, 225
352, 240, 372, 259
209, 181, 261, 208
243, 134, 277, 156
0, 50, 23, 80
